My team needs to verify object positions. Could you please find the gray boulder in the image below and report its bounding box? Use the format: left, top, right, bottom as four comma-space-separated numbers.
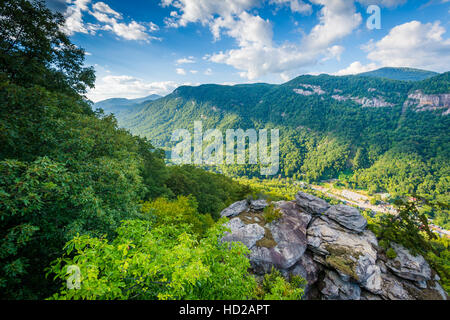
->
307, 216, 379, 286
320, 270, 361, 300
250, 199, 269, 211
295, 192, 330, 215
324, 204, 367, 233
379, 273, 414, 300
222, 218, 265, 248
249, 201, 311, 272
220, 200, 249, 218
386, 242, 432, 282
289, 251, 321, 294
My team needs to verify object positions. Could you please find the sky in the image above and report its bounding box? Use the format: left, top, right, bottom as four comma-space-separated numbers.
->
45, 0, 450, 102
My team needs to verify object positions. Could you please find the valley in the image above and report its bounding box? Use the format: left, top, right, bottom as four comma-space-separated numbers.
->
95, 70, 450, 230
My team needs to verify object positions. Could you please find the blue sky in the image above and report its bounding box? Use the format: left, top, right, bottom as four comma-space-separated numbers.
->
46, 0, 450, 102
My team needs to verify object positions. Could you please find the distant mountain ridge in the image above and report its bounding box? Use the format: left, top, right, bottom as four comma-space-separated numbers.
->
357, 67, 438, 81
93, 68, 438, 116
93, 94, 162, 115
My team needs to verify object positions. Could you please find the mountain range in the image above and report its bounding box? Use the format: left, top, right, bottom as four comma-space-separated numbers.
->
93, 68, 450, 227
93, 94, 161, 115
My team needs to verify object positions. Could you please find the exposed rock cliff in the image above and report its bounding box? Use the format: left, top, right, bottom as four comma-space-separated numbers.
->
221, 192, 448, 300
404, 90, 450, 115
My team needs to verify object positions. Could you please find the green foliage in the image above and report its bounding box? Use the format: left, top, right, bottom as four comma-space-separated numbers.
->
366, 199, 436, 255
263, 203, 283, 224
0, 0, 95, 96
363, 199, 449, 293
141, 196, 215, 237
255, 268, 306, 300
386, 248, 397, 259
164, 165, 249, 219
426, 237, 450, 293
48, 219, 257, 300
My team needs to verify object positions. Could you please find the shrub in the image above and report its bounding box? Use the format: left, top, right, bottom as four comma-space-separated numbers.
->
386, 248, 397, 259
263, 203, 283, 223
255, 268, 306, 300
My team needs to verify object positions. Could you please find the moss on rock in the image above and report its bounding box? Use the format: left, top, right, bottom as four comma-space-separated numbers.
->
324, 245, 363, 281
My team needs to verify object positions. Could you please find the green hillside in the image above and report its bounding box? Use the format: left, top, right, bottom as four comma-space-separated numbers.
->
358, 67, 439, 81
114, 72, 450, 228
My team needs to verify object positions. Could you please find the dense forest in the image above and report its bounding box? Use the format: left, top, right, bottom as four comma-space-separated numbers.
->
0, 0, 284, 300
109, 68, 450, 229
0, 0, 448, 300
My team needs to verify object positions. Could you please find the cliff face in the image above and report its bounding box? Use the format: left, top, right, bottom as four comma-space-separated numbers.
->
220, 192, 448, 300
404, 90, 450, 115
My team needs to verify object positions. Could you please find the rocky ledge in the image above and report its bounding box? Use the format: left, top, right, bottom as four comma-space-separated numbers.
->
220, 192, 448, 300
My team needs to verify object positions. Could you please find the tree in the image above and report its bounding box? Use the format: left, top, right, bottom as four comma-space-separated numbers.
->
48, 219, 257, 300
0, 0, 95, 96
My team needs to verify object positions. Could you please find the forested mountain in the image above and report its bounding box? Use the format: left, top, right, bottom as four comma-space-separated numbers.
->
358, 67, 439, 81
93, 94, 161, 115
108, 72, 450, 227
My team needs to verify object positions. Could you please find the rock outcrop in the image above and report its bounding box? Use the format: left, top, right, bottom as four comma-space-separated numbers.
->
404, 90, 450, 116
221, 192, 448, 300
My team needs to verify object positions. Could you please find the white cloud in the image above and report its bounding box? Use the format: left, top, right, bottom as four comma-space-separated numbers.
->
176, 68, 187, 75
176, 56, 196, 64
87, 75, 181, 102
211, 11, 273, 46
161, 0, 258, 27
190, 70, 198, 74
305, 0, 362, 50
270, 0, 312, 14
365, 20, 450, 71
62, 0, 92, 35
210, 43, 317, 79
335, 61, 378, 75
91, 2, 121, 18
323, 45, 345, 62
163, 0, 363, 80
102, 21, 152, 41
62, 1, 159, 42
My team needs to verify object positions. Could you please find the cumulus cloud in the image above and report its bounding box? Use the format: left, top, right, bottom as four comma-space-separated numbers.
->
305, 0, 362, 50
335, 61, 378, 75
163, 0, 363, 80
269, 0, 312, 14
87, 75, 182, 102
62, 1, 159, 42
62, 0, 92, 35
176, 56, 196, 64
176, 68, 187, 75
161, 0, 259, 27
364, 20, 450, 71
